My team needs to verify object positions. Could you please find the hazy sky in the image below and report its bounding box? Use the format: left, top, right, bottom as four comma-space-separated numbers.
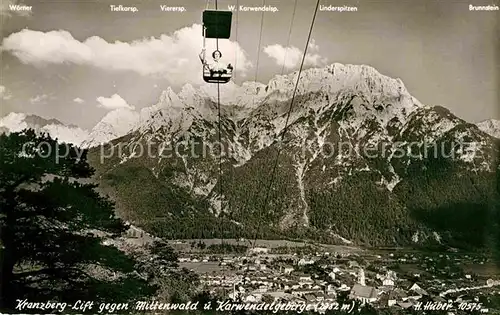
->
0, 0, 498, 129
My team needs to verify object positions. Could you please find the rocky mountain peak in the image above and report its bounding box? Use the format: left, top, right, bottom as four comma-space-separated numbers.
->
158, 87, 183, 108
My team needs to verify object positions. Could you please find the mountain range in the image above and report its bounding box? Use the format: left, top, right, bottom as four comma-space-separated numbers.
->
0, 109, 140, 147
3, 63, 499, 248
0, 112, 85, 145
84, 63, 499, 248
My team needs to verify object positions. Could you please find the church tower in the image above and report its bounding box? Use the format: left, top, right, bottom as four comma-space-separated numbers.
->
358, 268, 366, 286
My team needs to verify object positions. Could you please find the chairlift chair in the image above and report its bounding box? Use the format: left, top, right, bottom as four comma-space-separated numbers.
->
201, 9, 233, 84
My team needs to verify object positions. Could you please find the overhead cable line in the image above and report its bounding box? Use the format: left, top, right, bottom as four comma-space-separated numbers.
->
214, 0, 226, 291
240, 0, 301, 283
240, 0, 320, 286
253, 0, 266, 86
233, 0, 239, 81
204, 0, 226, 293
235, 0, 267, 242
250, 0, 321, 250
279, 0, 298, 76
239, 0, 299, 236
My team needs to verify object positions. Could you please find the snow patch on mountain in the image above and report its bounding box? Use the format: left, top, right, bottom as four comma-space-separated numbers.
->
231, 131, 252, 166
423, 111, 460, 142
209, 194, 225, 217
477, 119, 500, 138
41, 124, 90, 147
199, 80, 267, 109
193, 175, 217, 196
83, 108, 140, 147
329, 232, 353, 244
412, 232, 419, 243
433, 232, 442, 244
295, 160, 310, 227
384, 163, 401, 191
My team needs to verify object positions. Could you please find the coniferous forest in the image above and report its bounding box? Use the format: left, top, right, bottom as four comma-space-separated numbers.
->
0, 131, 199, 313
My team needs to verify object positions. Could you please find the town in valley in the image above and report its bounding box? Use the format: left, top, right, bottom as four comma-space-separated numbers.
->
119, 225, 500, 314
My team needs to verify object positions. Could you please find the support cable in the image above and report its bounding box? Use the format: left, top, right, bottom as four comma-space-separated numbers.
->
213, 0, 226, 296
253, 0, 266, 86
240, 0, 319, 290
250, 0, 321, 250
240, 0, 298, 238
237, 0, 266, 234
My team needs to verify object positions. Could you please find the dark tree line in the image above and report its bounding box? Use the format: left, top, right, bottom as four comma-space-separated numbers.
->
0, 130, 196, 313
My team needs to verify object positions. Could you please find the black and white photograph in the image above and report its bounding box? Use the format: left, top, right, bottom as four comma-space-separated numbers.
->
1, 0, 499, 313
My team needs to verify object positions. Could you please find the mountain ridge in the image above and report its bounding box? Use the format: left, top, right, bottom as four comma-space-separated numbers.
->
0, 112, 89, 146
85, 63, 499, 248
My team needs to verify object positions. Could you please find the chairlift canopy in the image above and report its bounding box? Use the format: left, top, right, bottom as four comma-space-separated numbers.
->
203, 10, 232, 39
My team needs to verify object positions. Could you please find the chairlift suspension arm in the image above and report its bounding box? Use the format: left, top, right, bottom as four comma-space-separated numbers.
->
215, 0, 219, 51
202, 26, 206, 51
200, 26, 207, 66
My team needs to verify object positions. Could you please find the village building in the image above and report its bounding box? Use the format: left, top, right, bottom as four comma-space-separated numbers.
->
349, 284, 379, 304
249, 247, 269, 254
408, 283, 428, 300
297, 258, 315, 266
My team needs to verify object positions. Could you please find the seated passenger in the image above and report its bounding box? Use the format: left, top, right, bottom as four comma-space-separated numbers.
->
199, 49, 233, 77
